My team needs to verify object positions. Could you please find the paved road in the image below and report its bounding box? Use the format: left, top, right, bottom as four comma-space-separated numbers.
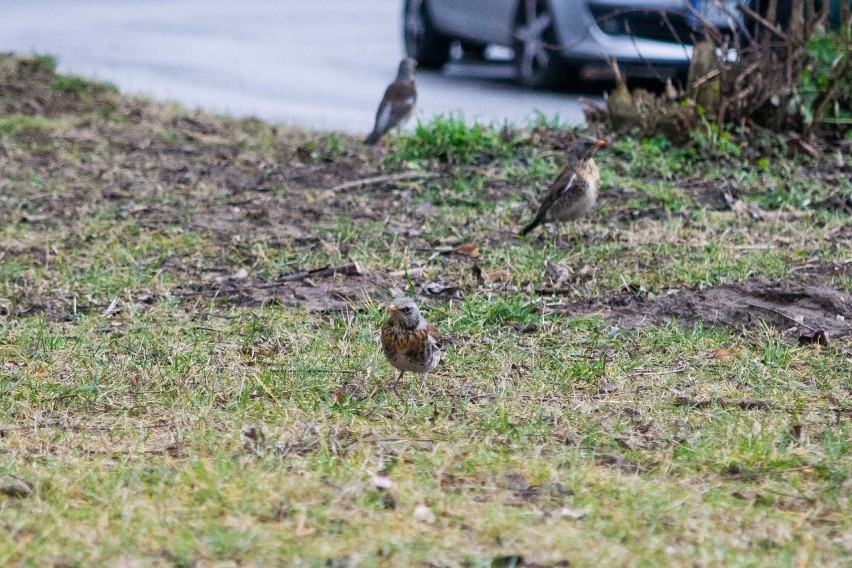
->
0, 0, 589, 134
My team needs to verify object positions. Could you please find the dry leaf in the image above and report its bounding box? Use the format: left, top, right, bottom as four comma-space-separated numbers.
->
413, 503, 436, 523
454, 243, 479, 258
1, 477, 32, 498
545, 260, 571, 287
557, 506, 586, 520
372, 475, 393, 490
713, 348, 732, 361
791, 423, 802, 441
483, 268, 511, 283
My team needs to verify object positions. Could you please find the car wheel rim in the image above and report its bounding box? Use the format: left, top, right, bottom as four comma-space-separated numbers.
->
405, 0, 426, 55
516, 0, 552, 80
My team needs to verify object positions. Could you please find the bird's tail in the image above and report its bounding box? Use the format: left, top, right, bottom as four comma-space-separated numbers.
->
519, 211, 547, 236
363, 130, 381, 145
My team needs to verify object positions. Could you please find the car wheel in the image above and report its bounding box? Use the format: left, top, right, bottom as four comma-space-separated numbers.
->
403, 0, 451, 69
513, 0, 571, 88
460, 41, 487, 61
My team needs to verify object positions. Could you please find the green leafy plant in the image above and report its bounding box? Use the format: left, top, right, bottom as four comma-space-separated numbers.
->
796, 27, 852, 131
389, 114, 512, 164
51, 74, 118, 95
689, 118, 742, 160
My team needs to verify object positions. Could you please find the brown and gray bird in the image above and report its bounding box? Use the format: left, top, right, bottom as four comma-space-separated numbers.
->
380, 297, 442, 388
519, 138, 607, 237
364, 58, 417, 145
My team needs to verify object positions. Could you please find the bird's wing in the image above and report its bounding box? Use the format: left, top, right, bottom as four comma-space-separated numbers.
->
371, 80, 416, 136
371, 102, 393, 136
551, 171, 580, 201
520, 167, 578, 236
426, 323, 442, 349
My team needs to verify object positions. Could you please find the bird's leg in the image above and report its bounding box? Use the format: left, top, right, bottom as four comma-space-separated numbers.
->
390, 370, 405, 391
418, 373, 429, 393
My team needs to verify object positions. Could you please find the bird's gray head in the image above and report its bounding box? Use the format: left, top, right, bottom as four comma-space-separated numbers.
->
571, 137, 606, 161
397, 58, 417, 81
387, 297, 423, 329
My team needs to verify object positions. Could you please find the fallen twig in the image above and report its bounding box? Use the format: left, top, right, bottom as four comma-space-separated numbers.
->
675, 396, 774, 410
762, 488, 817, 503
328, 171, 440, 192
746, 301, 818, 331
534, 287, 577, 296
628, 364, 690, 377
0, 418, 175, 432
388, 266, 426, 277
253, 262, 363, 288
271, 367, 362, 375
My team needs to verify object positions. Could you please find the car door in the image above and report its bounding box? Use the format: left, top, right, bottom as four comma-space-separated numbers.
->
429, 0, 517, 46
463, 0, 518, 45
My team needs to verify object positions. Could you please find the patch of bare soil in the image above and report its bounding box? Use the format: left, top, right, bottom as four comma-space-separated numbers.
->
571, 269, 852, 341
174, 263, 404, 312
597, 185, 670, 223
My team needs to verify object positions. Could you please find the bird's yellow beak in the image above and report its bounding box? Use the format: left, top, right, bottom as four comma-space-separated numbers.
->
595, 139, 607, 147
388, 305, 399, 312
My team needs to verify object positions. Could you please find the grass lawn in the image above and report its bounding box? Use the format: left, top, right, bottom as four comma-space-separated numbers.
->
1, 54, 851, 567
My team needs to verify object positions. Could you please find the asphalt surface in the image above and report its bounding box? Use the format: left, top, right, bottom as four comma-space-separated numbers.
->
0, 0, 589, 135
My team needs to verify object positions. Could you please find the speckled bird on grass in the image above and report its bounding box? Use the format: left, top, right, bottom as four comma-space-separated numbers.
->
520, 137, 607, 237
380, 297, 442, 388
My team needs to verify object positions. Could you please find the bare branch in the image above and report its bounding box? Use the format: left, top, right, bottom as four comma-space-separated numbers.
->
660, 12, 694, 61
623, 20, 670, 82
739, 4, 789, 40
327, 171, 440, 192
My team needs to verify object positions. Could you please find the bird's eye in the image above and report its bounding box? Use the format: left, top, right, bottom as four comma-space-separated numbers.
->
402, 307, 412, 313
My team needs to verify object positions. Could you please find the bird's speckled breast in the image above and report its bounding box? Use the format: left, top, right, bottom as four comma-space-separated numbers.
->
381, 324, 441, 374
549, 159, 599, 222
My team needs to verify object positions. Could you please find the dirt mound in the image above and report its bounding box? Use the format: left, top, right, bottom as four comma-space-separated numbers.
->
0, 53, 119, 116
572, 274, 852, 341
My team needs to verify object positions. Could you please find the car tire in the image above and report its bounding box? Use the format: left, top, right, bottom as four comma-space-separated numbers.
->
513, 0, 573, 88
403, 0, 451, 69
460, 41, 487, 61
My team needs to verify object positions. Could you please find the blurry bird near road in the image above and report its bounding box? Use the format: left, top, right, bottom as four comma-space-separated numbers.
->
606, 80, 634, 131
380, 297, 442, 389
519, 138, 607, 238
364, 58, 417, 145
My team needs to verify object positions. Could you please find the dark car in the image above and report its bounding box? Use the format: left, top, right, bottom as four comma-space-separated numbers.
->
403, 0, 748, 87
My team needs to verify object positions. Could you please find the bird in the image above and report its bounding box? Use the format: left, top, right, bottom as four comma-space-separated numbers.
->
380, 297, 442, 388
364, 58, 417, 145
519, 137, 607, 238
